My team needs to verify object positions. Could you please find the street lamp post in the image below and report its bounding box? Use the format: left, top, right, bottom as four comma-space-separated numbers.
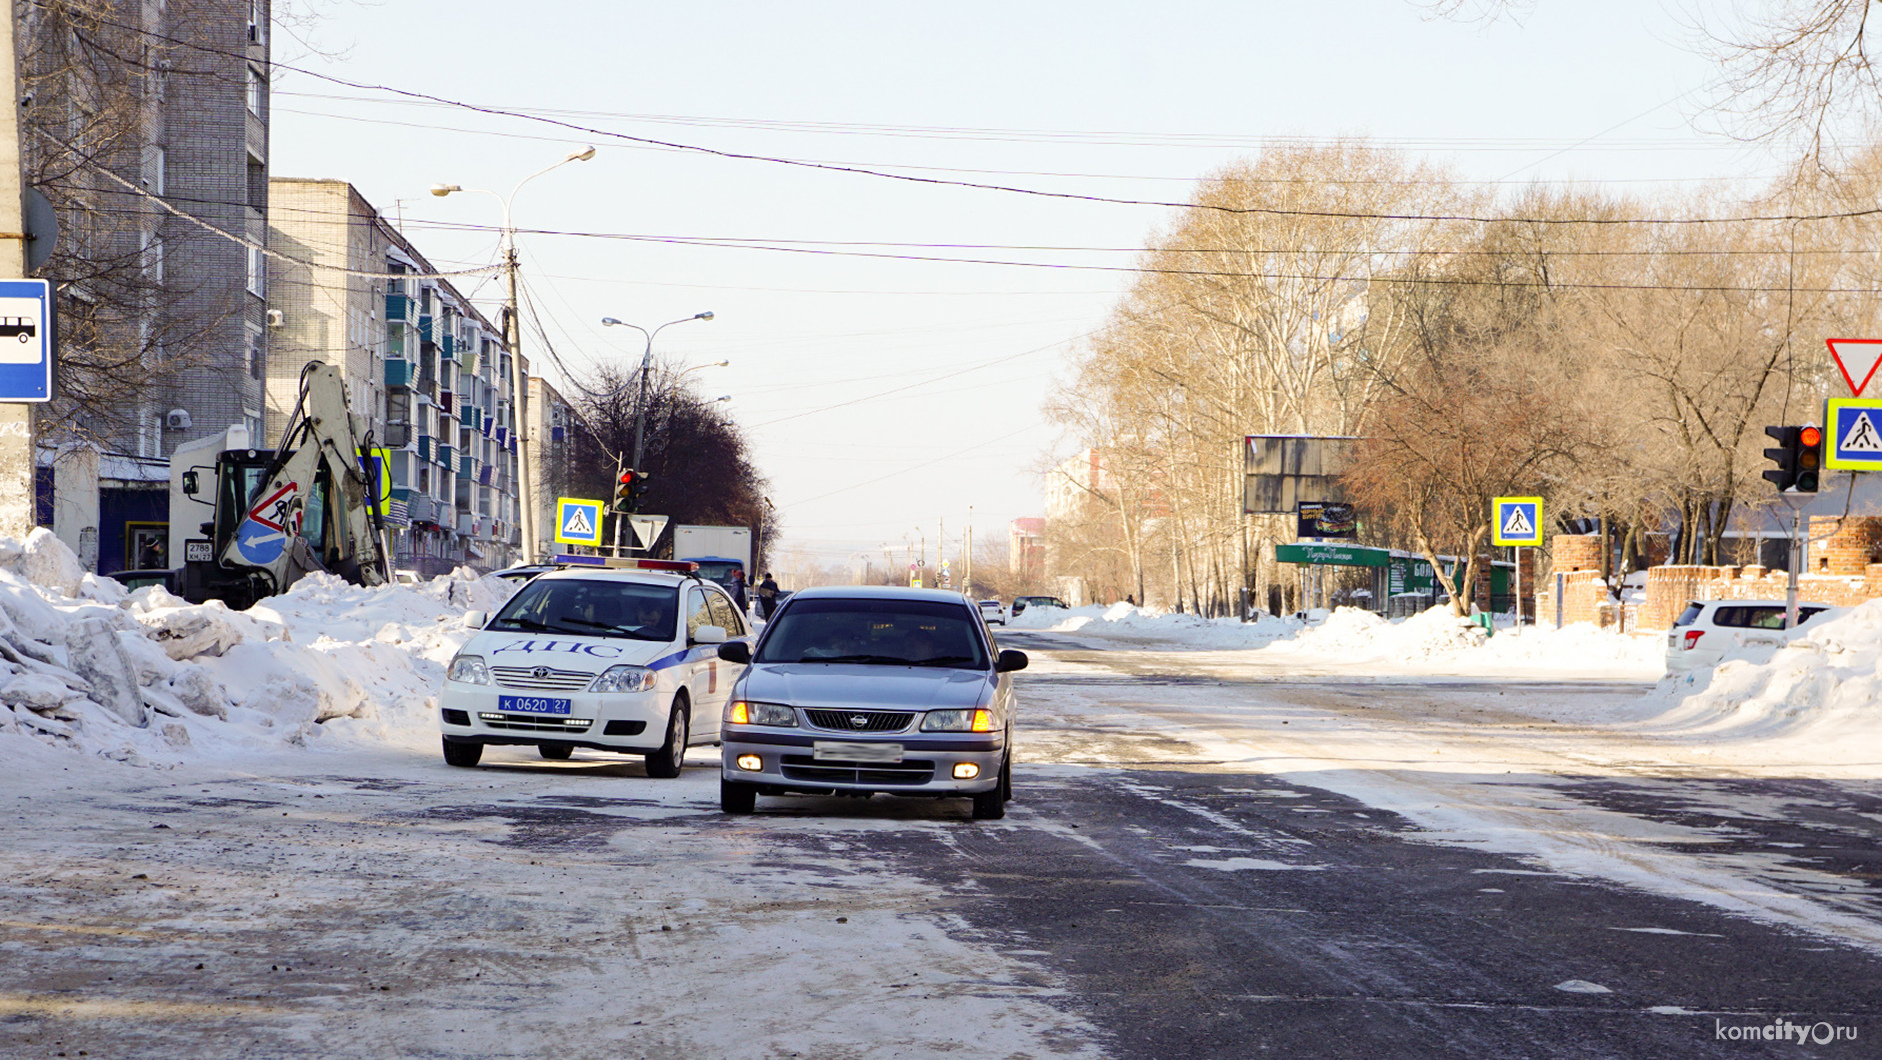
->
599, 313, 715, 475
430, 145, 595, 565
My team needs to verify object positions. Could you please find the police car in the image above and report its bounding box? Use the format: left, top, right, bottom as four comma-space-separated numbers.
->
439, 559, 749, 776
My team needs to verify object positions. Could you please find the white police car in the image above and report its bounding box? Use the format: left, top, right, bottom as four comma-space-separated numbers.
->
439, 560, 749, 776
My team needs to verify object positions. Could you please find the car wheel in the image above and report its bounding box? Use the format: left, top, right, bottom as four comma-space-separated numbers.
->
971, 783, 1006, 820
538, 743, 572, 761
1000, 748, 1013, 802
442, 737, 482, 768
721, 775, 757, 814
645, 699, 689, 779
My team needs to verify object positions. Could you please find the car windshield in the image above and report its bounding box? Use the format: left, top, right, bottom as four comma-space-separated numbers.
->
488, 578, 676, 641
755, 598, 989, 669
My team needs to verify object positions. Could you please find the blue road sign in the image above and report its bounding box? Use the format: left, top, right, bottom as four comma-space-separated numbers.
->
554, 496, 605, 547
1492, 496, 1544, 547
0, 278, 53, 402
1825, 398, 1882, 471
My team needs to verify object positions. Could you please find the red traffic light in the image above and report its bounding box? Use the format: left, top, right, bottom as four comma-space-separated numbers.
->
1799, 426, 1822, 448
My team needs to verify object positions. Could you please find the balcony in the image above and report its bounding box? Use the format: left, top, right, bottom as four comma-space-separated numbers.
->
386, 293, 411, 322
441, 334, 455, 361
438, 444, 455, 472
478, 465, 493, 486
385, 359, 413, 388
462, 406, 481, 429
416, 435, 431, 461
457, 457, 476, 482
418, 315, 433, 343
385, 421, 411, 448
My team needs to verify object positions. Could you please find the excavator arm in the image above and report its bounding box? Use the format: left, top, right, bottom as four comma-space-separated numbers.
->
219, 361, 391, 595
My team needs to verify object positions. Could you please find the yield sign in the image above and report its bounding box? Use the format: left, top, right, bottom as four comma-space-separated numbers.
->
1825, 338, 1882, 397
627, 514, 670, 550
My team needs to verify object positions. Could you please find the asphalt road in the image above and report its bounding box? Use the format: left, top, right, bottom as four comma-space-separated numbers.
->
3, 631, 1878, 1058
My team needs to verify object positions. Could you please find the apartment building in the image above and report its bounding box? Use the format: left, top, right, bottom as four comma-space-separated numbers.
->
24, 0, 273, 573
266, 178, 525, 575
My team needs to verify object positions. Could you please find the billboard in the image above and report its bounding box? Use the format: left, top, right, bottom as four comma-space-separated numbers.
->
1244, 435, 1357, 515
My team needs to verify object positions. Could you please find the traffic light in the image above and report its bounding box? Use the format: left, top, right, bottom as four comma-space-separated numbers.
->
614, 468, 641, 512
1796, 425, 1823, 492
1762, 425, 1824, 493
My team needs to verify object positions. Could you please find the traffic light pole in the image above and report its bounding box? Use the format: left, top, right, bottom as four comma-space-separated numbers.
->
1784, 500, 1804, 630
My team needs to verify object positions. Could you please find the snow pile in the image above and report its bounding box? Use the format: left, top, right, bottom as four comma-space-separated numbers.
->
1267, 605, 1488, 660
0, 530, 514, 766
1476, 620, 1665, 670
1644, 598, 1882, 745
1007, 601, 1298, 648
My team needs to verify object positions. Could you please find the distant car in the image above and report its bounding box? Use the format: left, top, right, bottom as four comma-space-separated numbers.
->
1009, 595, 1070, 618
393, 569, 423, 586
715, 585, 1027, 819
977, 599, 1005, 625
490, 564, 554, 585
439, 564, 751, 773
1666, 599, 1836, 673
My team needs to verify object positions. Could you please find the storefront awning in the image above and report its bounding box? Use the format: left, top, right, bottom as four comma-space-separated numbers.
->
1274, 542, 1391, 568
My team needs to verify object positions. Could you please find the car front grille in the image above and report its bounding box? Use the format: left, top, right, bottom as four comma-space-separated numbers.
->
779, 755, 935, 786
803, 709, 914, 733
492, 666, 594, 692
477, 712, 594, 733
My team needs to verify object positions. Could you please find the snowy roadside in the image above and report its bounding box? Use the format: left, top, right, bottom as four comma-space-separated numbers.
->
0, 529, 512, 772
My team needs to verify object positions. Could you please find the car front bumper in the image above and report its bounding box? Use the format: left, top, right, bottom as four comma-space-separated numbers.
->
721, 726, 1005, 795
439, 683, 671, 754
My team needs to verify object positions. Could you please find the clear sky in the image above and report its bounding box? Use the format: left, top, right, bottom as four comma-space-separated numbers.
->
269, 0, 1784, 572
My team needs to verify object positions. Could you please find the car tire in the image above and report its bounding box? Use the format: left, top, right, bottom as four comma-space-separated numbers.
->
539, 743, 573, 761
645, 699, 689, 779
971, 782, 1006, 820
1001, 748, 1013, 803
442, 737, 482, 768
721, 776, 757, 814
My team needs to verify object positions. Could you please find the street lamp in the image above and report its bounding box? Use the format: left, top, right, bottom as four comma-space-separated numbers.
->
430, 145, 596, 565
600, 312, 715, 475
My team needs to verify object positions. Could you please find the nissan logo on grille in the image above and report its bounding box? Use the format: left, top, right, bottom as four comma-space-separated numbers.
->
850, 715, 868, 729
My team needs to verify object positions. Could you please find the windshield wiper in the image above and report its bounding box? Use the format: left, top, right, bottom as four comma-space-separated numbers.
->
908, 656, 980, 668
796, 653, 908, 665
493, 616, 597, 636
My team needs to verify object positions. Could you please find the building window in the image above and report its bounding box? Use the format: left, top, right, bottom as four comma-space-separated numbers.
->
246, 246, 266, 298
141, 229, 163, 285
246, 0, 265, 45
246, 326, 264, 380
246, 64, 265, 116
144, 144, 165, 195
246, 154, 265, 212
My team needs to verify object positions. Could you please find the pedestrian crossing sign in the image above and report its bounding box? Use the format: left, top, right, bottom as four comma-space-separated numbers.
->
1492, 496, 1544, 547
554, 497, 605, 547
1825, 398, 1882, 471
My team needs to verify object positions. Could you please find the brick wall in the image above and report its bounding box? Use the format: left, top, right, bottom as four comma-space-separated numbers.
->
1811, 516, 1882, 575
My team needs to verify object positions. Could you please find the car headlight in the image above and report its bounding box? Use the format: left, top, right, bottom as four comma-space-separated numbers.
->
726, 700, 796, 726
921, 708, 994, 732
447, 654, 490, 685
591, 665, 658, 694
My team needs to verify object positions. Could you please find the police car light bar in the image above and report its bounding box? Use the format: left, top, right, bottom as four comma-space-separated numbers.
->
552, 554, 699, 573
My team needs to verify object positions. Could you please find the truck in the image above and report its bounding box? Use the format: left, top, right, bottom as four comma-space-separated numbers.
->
673, 524, 752, 594
169, 361, 391, 609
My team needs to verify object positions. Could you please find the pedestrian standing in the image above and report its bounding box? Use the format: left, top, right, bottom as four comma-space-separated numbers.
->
758, 572, 779, 619
731, 568, 749, 613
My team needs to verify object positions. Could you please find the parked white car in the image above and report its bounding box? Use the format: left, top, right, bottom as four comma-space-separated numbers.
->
977, 599, 1006, 626
1665, 599, 1836, 674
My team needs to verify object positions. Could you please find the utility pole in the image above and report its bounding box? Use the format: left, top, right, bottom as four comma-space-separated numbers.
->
503, 260, 537, 564
965, 506, 973, 599
0, 9, 33, 541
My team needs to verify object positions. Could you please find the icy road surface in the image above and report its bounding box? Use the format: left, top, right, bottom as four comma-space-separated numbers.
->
4, 624, 1881, 1058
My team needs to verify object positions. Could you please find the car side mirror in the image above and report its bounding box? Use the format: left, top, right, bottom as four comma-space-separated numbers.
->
181, 470, 199, 495
693, 624, 728, 645
717, 640, 751, 664
995, 649, 1029, 673
463, 610, 487, 629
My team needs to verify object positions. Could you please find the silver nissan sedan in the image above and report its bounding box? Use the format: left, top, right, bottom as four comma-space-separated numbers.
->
714, 585, 1027, 819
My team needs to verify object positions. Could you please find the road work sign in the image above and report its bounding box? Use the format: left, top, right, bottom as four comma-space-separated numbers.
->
1825, 398, 1882, 471
554, 497, 605, 547
1492, 497, 1544, 547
